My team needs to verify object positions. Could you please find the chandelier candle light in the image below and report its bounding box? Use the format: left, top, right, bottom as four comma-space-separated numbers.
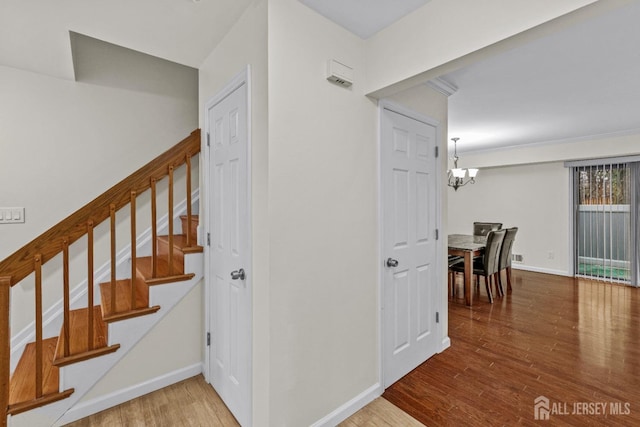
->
447, 137, 479, 191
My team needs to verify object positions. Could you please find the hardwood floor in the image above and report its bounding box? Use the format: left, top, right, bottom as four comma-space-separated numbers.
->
63, 270, 640, 426
65, 375, 239, 427
384, 269, 640, 426
63, 375, 420, 426
339, 397, 424, 427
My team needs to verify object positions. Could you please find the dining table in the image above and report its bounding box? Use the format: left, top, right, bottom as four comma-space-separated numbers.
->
448, 234, 487, 307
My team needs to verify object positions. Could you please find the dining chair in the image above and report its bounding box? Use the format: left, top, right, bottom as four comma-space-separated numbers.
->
498, 227, 518, 292
450, 229, 506, 303
473, 222, 503, 236
448, 255, 463, 298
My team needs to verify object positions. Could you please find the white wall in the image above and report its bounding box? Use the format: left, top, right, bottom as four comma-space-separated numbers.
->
268, 0, 378, 424
198, 0, 270, 423
1, 44, 203, 414
448, 162, 571, 275
448, 132, 640, 276
0, 65, 196, 262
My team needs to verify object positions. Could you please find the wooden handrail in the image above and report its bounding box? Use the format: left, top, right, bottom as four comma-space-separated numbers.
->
0, 129, 201, 287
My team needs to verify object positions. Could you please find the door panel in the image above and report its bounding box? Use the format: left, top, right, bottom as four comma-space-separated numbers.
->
206, 81, 250, 426
392, 269, 410, 354
382, 106, 439, 388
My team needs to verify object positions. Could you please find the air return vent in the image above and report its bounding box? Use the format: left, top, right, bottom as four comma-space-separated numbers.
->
327, 59, 353, 87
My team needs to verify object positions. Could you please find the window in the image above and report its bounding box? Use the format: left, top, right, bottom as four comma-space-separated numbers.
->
568, 156, 640, 286
574, 163, 631, 283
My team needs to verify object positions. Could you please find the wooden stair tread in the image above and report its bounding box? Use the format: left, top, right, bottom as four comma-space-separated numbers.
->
54, 306, 119, 366
157, 234, 203, 253
9, 337, 74, 414
100, 278, 158, 322
136, 256, 195, 285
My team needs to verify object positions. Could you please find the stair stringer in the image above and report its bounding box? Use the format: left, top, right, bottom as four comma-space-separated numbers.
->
8, 252, 203, 427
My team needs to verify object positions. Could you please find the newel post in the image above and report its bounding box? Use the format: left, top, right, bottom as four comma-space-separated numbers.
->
0, 276, 11, 427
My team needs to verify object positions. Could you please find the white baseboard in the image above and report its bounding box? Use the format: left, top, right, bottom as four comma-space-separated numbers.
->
512, 264, 571, 277
310, 383, 382, 427
55, 363, 202, 426
440, 336, 451, 352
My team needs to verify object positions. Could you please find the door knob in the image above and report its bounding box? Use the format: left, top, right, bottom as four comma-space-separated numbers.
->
386, 258, 399, 268
230, 268, 246, 280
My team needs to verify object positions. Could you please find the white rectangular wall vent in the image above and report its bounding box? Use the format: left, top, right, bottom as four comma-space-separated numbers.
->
326, 59, 353, 87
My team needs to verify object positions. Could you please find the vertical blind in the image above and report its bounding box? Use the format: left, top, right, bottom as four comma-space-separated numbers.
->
574, 163, 632, 283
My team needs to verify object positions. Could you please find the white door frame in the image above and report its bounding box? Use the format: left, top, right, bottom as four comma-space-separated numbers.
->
377, 99, 447, 389
202, 66, 253, 423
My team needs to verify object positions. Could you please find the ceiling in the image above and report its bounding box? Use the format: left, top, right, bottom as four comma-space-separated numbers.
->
4, 0, 639, 155
0, 0, 254, 80
443, 1, 640, 153
299, 0, 430, 39
300, 0, 640, 154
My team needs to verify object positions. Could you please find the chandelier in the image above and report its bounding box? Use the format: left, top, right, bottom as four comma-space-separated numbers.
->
447, 137, 478, 191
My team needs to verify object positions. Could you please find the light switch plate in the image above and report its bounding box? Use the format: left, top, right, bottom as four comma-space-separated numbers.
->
0, 207, 25, 224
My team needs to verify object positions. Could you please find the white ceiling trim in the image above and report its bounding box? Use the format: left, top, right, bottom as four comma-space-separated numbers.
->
426, 77, 458, 97
456, 126, 640, 155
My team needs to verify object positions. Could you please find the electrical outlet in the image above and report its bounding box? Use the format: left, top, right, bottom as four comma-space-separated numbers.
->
0, 207, 25, 224
548, 251, 555, 260
512, 253, 523, 263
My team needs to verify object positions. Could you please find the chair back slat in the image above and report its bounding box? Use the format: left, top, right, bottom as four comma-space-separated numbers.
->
483, 229, 507, 275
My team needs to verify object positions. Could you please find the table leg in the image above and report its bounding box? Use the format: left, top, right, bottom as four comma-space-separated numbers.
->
464, 251, 473, 306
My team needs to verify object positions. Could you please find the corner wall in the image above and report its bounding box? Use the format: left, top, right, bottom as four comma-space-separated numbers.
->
268, 0, 378, 424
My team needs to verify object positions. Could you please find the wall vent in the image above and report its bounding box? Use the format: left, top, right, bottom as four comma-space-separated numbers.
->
327, 59, 353, 87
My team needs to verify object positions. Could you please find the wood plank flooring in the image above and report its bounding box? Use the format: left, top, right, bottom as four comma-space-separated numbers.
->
64, 375, 239, 427
64, 269, 640, 426
384, 269, 640, 426
340, 397, 424, 427
64, 375, 419, 426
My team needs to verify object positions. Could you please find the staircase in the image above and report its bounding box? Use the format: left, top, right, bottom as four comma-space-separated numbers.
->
0, 130, 203, 427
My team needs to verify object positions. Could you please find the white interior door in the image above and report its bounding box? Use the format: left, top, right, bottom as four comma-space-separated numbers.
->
381, 105, 439, 388
206, 79, 251, 426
